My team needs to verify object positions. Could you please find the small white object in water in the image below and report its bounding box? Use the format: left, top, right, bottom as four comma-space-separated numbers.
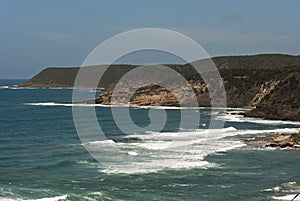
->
127, 151, 138, 156
201, 123, 206, 127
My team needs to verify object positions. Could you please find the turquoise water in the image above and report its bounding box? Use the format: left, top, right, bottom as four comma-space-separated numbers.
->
0, 79, 300, 201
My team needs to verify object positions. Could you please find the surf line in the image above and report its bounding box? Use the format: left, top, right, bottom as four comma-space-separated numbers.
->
291, 193, 300, 201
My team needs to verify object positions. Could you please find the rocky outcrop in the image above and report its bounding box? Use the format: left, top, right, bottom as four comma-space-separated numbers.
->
97, 82, 211, 107
247, 80, 280, 108
129, 85, 180, 106
245, 72, 300, 121
265, 133, 300, 149
95, 67, 300, 121
97, 84, 180, 106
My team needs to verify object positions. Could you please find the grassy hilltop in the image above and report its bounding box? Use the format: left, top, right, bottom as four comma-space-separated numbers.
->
20, 54, 300, 88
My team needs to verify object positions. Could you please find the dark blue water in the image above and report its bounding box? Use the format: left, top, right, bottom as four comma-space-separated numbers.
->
0, 80, 300, 201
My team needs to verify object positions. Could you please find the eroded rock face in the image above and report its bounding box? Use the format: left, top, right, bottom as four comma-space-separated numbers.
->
129, 85, 180, 106
96, 70, 300, 122
97, 82, 211, 107
265, 133, 300, 149
245, 72, 300, 121
247, 80, 281, 108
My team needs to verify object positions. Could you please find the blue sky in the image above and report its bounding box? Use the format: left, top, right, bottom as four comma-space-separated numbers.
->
1, 0, 300, 78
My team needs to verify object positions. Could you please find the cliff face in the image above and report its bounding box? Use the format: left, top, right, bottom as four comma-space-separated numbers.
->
96, 66, 300, 121
98, 82, 211, 107
245, 72, 300, 121
128, 85, 180, 107
247, 80, 280, 108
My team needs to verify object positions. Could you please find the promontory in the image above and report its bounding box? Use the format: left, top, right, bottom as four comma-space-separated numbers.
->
19, 54, 300, 121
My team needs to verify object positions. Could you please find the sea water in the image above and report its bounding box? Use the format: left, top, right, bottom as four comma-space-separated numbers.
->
0, 79, 300, 201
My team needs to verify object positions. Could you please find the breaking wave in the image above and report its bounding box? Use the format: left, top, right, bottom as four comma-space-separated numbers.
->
80, 126, 300, 174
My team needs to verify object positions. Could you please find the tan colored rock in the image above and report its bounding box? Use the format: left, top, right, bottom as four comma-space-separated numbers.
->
265, 133, 300, 149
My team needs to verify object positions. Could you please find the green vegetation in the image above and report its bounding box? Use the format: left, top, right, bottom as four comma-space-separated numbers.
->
213, 54, 300, 69
20, 54, 300, 88
19, 67, 79, 88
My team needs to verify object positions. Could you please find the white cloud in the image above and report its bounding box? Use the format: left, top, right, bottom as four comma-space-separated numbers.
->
29, 31, 71, 42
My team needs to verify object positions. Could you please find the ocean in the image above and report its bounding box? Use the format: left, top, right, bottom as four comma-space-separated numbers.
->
0, 79, 300, 201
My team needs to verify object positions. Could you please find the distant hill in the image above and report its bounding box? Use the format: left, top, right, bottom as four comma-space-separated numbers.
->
19, 54, 300, 88
19, 67, 79, 88
18, 54, 300, 121
213, 54, 300, 69
19, 65, 136, 88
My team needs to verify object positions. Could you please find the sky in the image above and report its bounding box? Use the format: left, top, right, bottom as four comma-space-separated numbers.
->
1, 0, 300, 78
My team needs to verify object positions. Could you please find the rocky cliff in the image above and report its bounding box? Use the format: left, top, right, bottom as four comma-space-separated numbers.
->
96, 66, 300, 121
19, 54, 300, 121
245, 72, 300, 121
98, 82, 211, 107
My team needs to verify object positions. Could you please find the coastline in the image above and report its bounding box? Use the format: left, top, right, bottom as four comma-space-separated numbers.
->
17, 89, 300, 123
14, 54, 300, 122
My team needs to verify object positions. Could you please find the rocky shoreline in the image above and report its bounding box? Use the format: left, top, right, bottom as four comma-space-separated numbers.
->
94, 69, 300, 122
264, 133, 300, 149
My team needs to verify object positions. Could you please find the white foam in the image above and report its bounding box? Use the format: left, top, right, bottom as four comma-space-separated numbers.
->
1, 86, 42, 90
24, 102, 66, 106
76, 160, 89, 164
22, 102, 300, 174
24, 102, 183, 109
0, 86, 9, 89
272, 194, 300, 200
27, 195, 67, 201
24, 102, 98, 107
82, 126, 300, 174
83, 126, 248, 174
131, 106, 250, 110
0, 195, 68, 201
127, 151, 138, 156
87, 140, 115, 145
263, 181, 300, 200
216, 113, 300, 125
237, 128, 300, 135
24, 102, 131, 107
262, 186, 281, 192
24, 103, 250, 112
